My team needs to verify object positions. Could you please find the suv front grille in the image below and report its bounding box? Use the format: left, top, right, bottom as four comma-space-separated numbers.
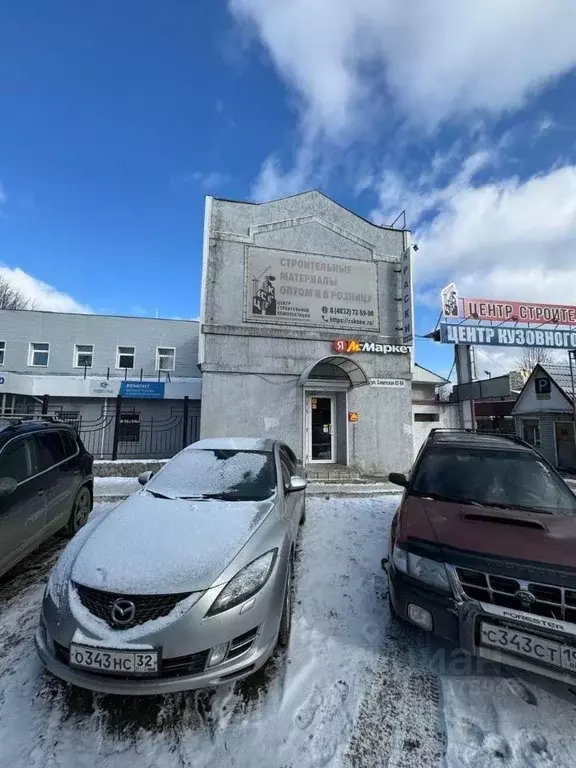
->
455, 567, 576, 623
73, 583, 193, 628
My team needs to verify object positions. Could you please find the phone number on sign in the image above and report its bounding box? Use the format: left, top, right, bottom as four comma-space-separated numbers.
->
325, 307, 375, 317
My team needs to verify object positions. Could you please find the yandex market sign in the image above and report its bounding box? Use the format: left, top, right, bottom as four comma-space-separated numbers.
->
333, 339, 411, 355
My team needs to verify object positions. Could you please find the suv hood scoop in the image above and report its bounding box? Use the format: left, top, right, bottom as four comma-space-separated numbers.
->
401, 497, 576, 568
462, 512, 548, 530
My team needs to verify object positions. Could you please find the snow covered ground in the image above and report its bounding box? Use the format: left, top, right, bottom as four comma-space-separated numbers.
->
0, 496, 575, 768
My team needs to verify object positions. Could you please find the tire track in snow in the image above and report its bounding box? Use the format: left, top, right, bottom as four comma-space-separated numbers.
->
345, 612, 446, 768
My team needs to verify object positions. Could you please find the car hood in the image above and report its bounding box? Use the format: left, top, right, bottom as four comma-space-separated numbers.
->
71, 493, 275, 594
401, 496, 576, 569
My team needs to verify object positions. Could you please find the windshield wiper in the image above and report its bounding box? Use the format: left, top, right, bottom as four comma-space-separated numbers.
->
145, 489, 175, 500
179, 493, 239, 501
178, 492, 268, 501
413, 491, 481, 506
484, 500, 553, 515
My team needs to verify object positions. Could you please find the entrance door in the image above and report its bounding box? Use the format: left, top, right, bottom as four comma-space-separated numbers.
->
555, 421, 576, 471
307, 395, 336, 463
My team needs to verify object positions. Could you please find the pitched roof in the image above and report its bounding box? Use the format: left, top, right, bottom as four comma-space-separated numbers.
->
211, 190, 409, 232
541, 364, 576, 401
413, 363, 450, 385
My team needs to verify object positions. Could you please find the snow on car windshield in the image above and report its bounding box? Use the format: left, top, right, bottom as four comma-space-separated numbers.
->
146, 449, 276, 501
412, 447, 576, 514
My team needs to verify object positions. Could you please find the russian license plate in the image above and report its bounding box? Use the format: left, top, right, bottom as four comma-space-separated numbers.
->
480, 622, 576, 672
69, 644, 159, 676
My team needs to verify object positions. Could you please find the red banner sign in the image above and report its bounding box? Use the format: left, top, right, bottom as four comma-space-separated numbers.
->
462, 297, 576, 325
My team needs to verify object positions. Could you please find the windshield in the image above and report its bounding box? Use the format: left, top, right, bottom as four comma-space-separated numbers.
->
412, 447, 576, 515
145, 449, 276, 501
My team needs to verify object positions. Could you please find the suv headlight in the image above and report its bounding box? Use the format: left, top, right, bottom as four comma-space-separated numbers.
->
392, 545, 450, 591
207, 549, 277, 616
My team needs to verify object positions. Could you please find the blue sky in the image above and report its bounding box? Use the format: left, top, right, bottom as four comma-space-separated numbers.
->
1, 1, 576, 376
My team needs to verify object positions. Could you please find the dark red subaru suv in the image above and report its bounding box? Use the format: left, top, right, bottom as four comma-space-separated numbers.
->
387, 429, 576, 684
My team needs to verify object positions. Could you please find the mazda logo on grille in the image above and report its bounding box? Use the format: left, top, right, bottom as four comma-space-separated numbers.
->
515, 589, 536, 607
111, 598, 136, 626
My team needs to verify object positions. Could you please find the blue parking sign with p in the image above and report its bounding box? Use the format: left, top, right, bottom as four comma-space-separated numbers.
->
535, 377, 551, 395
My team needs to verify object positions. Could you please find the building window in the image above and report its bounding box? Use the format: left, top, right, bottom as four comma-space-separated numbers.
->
0, 341, 5, 365
74, 344, 94, 368
29, 342, 50, 367
156, 347, 175, 371
118, 412, 140, 443
522, 418, 541, 447
414, 413, 440, 422
117, 345, 135, 370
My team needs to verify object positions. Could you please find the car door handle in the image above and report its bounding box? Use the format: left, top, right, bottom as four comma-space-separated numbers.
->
37, 489, 46, 496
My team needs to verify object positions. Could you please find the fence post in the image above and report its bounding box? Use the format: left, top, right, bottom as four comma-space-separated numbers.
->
41, 394, 49, 414
112, 395, 123, 461
182, 396, 189, 449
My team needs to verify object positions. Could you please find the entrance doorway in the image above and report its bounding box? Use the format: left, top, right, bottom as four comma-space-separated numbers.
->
306, 395, 336, 463
555, 421, 576, 471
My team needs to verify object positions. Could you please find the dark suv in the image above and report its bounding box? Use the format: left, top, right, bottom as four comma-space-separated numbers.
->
0, 416, 93, 578
387, 429, 576, 685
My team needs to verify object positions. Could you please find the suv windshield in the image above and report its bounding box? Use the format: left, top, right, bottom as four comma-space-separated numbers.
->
145, 449, 276, 501
412, 447, 576, 515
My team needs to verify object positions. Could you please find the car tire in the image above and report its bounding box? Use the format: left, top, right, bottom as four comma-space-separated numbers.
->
278, 556, 293, 648
65, 486, 92, 537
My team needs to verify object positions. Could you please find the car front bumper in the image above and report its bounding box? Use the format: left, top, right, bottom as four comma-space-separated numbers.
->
37, 551, 289, 695
389, 566, 576, 686
35, 623, 279, 695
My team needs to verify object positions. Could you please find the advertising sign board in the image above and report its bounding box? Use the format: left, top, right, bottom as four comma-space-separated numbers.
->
120, 381, 165, 399
462, 297, 576, 325
332, 339, 410, 355
439, 283, 576, 326
245, 247, 379, 332
440, 323, 576, 350
401, 245, 413, 343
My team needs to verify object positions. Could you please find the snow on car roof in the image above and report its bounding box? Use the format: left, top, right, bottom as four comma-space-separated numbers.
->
187, 437, 277, 452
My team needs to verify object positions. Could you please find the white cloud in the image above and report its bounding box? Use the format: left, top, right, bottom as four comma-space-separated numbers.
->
192, 171, 232, 190
371, 148, 495, 227
537, 115, 555, 135
251, 149, 314, 201
416, 164, 576, 304
230, 0, 576, 135
0, 266, 91, 313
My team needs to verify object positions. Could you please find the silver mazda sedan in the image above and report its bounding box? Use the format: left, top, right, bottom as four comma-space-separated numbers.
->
36, 438, 307, 694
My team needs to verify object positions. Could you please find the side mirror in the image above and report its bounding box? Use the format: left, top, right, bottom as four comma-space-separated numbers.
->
388, 472, 408, 488
0, 477, 18, 497
138, 470, 154, 486
286, 475, 307, 493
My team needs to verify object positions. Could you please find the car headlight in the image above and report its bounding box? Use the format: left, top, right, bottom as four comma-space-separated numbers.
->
392, 545, 450, 591
207, 549, 277, 616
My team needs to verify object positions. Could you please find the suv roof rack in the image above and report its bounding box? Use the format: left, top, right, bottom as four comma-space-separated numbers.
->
426, 428, 533, 450
0, 414, 62, 430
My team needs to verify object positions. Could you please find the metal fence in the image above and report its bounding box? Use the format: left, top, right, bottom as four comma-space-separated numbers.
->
29, 396, 201, 460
